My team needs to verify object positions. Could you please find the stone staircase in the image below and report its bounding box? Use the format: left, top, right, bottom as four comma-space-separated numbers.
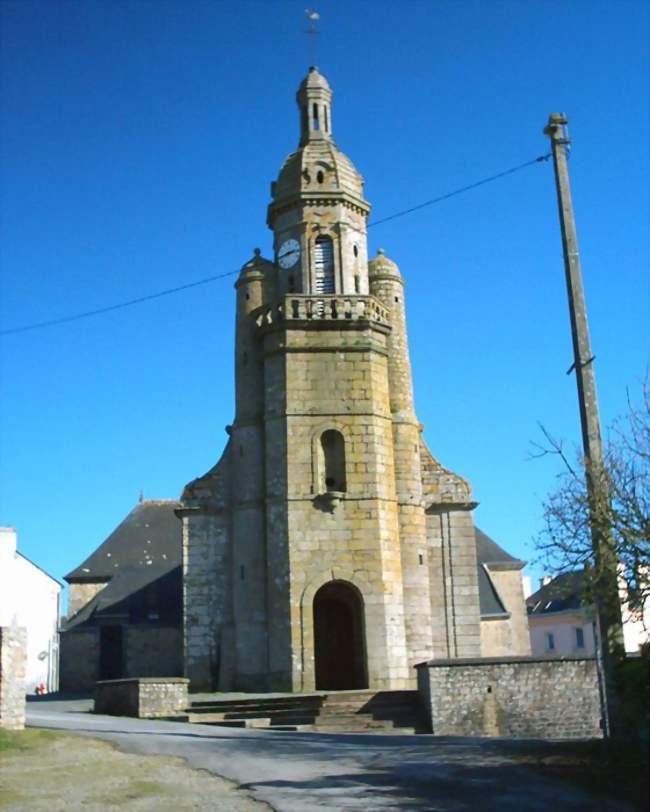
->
179, 690, 429, 734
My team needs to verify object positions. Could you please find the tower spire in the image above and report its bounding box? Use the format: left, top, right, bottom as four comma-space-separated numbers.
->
297, 66, 333, 145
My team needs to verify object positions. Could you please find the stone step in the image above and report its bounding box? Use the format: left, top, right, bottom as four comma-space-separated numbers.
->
314, 725, 418, 735
320, 702, 420, 714
321, 690, 418, 704
197, 717, 273, 729
315, 714, 420, 727
189, 700, 322, 715
182, 690, 428, 735
187, 708, 318, 721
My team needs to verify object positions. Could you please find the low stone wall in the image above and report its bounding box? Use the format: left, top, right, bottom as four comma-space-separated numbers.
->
95, 677, 189, 718
0, 626, 27, 730
416, 655, 602, 739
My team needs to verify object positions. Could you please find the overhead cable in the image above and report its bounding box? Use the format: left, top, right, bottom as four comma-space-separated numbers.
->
1, 153, 551, 337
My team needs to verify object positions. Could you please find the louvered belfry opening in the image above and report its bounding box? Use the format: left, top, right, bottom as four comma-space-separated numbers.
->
314, 236, 335, 294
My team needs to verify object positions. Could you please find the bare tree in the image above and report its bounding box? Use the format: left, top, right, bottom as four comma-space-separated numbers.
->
533, 374, 650, 629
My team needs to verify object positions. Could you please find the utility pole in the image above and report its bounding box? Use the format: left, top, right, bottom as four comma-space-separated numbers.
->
544, 113, 626, 735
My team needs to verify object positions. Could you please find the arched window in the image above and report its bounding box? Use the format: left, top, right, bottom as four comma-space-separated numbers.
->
320, 430, 346, 492
314, 236, 335, 294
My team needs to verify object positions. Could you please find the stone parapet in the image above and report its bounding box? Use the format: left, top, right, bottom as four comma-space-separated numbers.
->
0, 626, 27, 730
95, 677, 189, 718
416, 655, 602, 739
254, 294, 389, 329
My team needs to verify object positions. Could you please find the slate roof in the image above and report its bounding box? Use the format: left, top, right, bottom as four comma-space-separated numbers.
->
475, 528, 525, 618
475, 528, 524, 569
63, 564, 181, 629
526, 570, 585, 615
63, 500, 182, 630
65, 500, 181, 582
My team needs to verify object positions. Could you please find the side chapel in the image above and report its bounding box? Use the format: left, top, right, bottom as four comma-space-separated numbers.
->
179, 68, 530, 692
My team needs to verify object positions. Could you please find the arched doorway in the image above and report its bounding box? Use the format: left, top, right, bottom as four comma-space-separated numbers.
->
313, 581, 368, 690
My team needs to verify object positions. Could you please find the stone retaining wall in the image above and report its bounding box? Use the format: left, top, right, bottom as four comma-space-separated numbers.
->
95, 677, 189, 718
416, 655, 602, 739
0, 626, 27, 730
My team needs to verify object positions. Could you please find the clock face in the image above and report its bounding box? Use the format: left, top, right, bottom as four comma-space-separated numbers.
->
278, 238, 300, 269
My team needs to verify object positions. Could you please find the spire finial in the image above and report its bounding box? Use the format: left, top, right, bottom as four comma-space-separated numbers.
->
139, 489, 144, 504
304, 9, 320, 66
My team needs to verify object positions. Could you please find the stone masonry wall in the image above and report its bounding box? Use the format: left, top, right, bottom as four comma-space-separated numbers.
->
417, 655, 602, 739
267, 319, 415, 691
0, 626, 27, 730
125, 626, 182, 679
59, 628, 99, 691
67, 582, 107, 618
183, 511, 233, 691
95, 677, 189, 718
426, 509, 481, 659
480, 569, 532, 657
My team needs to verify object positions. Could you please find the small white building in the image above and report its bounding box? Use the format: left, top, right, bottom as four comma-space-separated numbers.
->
0, 527, 62, 692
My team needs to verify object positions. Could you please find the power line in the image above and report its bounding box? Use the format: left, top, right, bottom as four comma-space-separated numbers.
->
1, 270, 239, 336
1, 153, 551, 337
368, 153, 551, 227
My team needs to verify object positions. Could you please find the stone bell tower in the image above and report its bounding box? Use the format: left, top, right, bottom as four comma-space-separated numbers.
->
179, 67, 481, 693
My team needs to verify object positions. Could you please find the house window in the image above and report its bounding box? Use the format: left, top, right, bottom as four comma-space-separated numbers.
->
575, 627, 585, 649
545, 632, 555, 651
314, 236, 335, 294
320, 430, 346, 492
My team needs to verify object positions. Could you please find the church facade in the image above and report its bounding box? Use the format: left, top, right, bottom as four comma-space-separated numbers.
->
179, 68, 528, 693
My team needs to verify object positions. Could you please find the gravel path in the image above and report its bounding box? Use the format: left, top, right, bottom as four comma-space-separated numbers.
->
0, 729, 268, 811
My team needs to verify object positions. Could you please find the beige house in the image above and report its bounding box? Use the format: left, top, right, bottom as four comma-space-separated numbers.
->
180, 67, 530, 693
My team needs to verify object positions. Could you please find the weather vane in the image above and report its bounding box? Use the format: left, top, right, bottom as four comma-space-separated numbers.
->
305, 8, 320, 66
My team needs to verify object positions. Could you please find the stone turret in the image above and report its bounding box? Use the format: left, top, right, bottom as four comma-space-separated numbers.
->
234, 248, 273, 423
369, 248, 433, 667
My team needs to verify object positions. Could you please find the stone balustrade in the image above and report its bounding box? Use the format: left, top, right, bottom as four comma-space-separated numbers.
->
254, 294, 390, 329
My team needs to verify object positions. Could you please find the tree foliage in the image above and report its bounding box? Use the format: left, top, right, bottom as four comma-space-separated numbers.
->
534, 375, 650, 626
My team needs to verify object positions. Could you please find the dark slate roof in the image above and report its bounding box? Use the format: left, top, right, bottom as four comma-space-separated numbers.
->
65, 500, 181, 582
475, 528, 524, 568
526, 570, 585, 615
475, 527, 524, 618
477, 564, 507, 616
62, 564, 181, 630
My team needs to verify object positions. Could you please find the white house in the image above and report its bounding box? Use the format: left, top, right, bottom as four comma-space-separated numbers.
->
0, 527, 62, 692
527, 570, 649, 657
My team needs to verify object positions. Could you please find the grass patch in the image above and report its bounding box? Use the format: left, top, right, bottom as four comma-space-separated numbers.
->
0, 728, 60, 753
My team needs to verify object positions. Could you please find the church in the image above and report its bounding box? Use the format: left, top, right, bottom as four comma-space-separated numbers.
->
178, 67, 530, 693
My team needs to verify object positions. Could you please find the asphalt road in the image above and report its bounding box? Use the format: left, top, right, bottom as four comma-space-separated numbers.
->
27, 700, 631, 811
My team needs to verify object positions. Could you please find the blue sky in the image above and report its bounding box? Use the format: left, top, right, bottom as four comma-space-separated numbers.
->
1, 0, 648, 600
